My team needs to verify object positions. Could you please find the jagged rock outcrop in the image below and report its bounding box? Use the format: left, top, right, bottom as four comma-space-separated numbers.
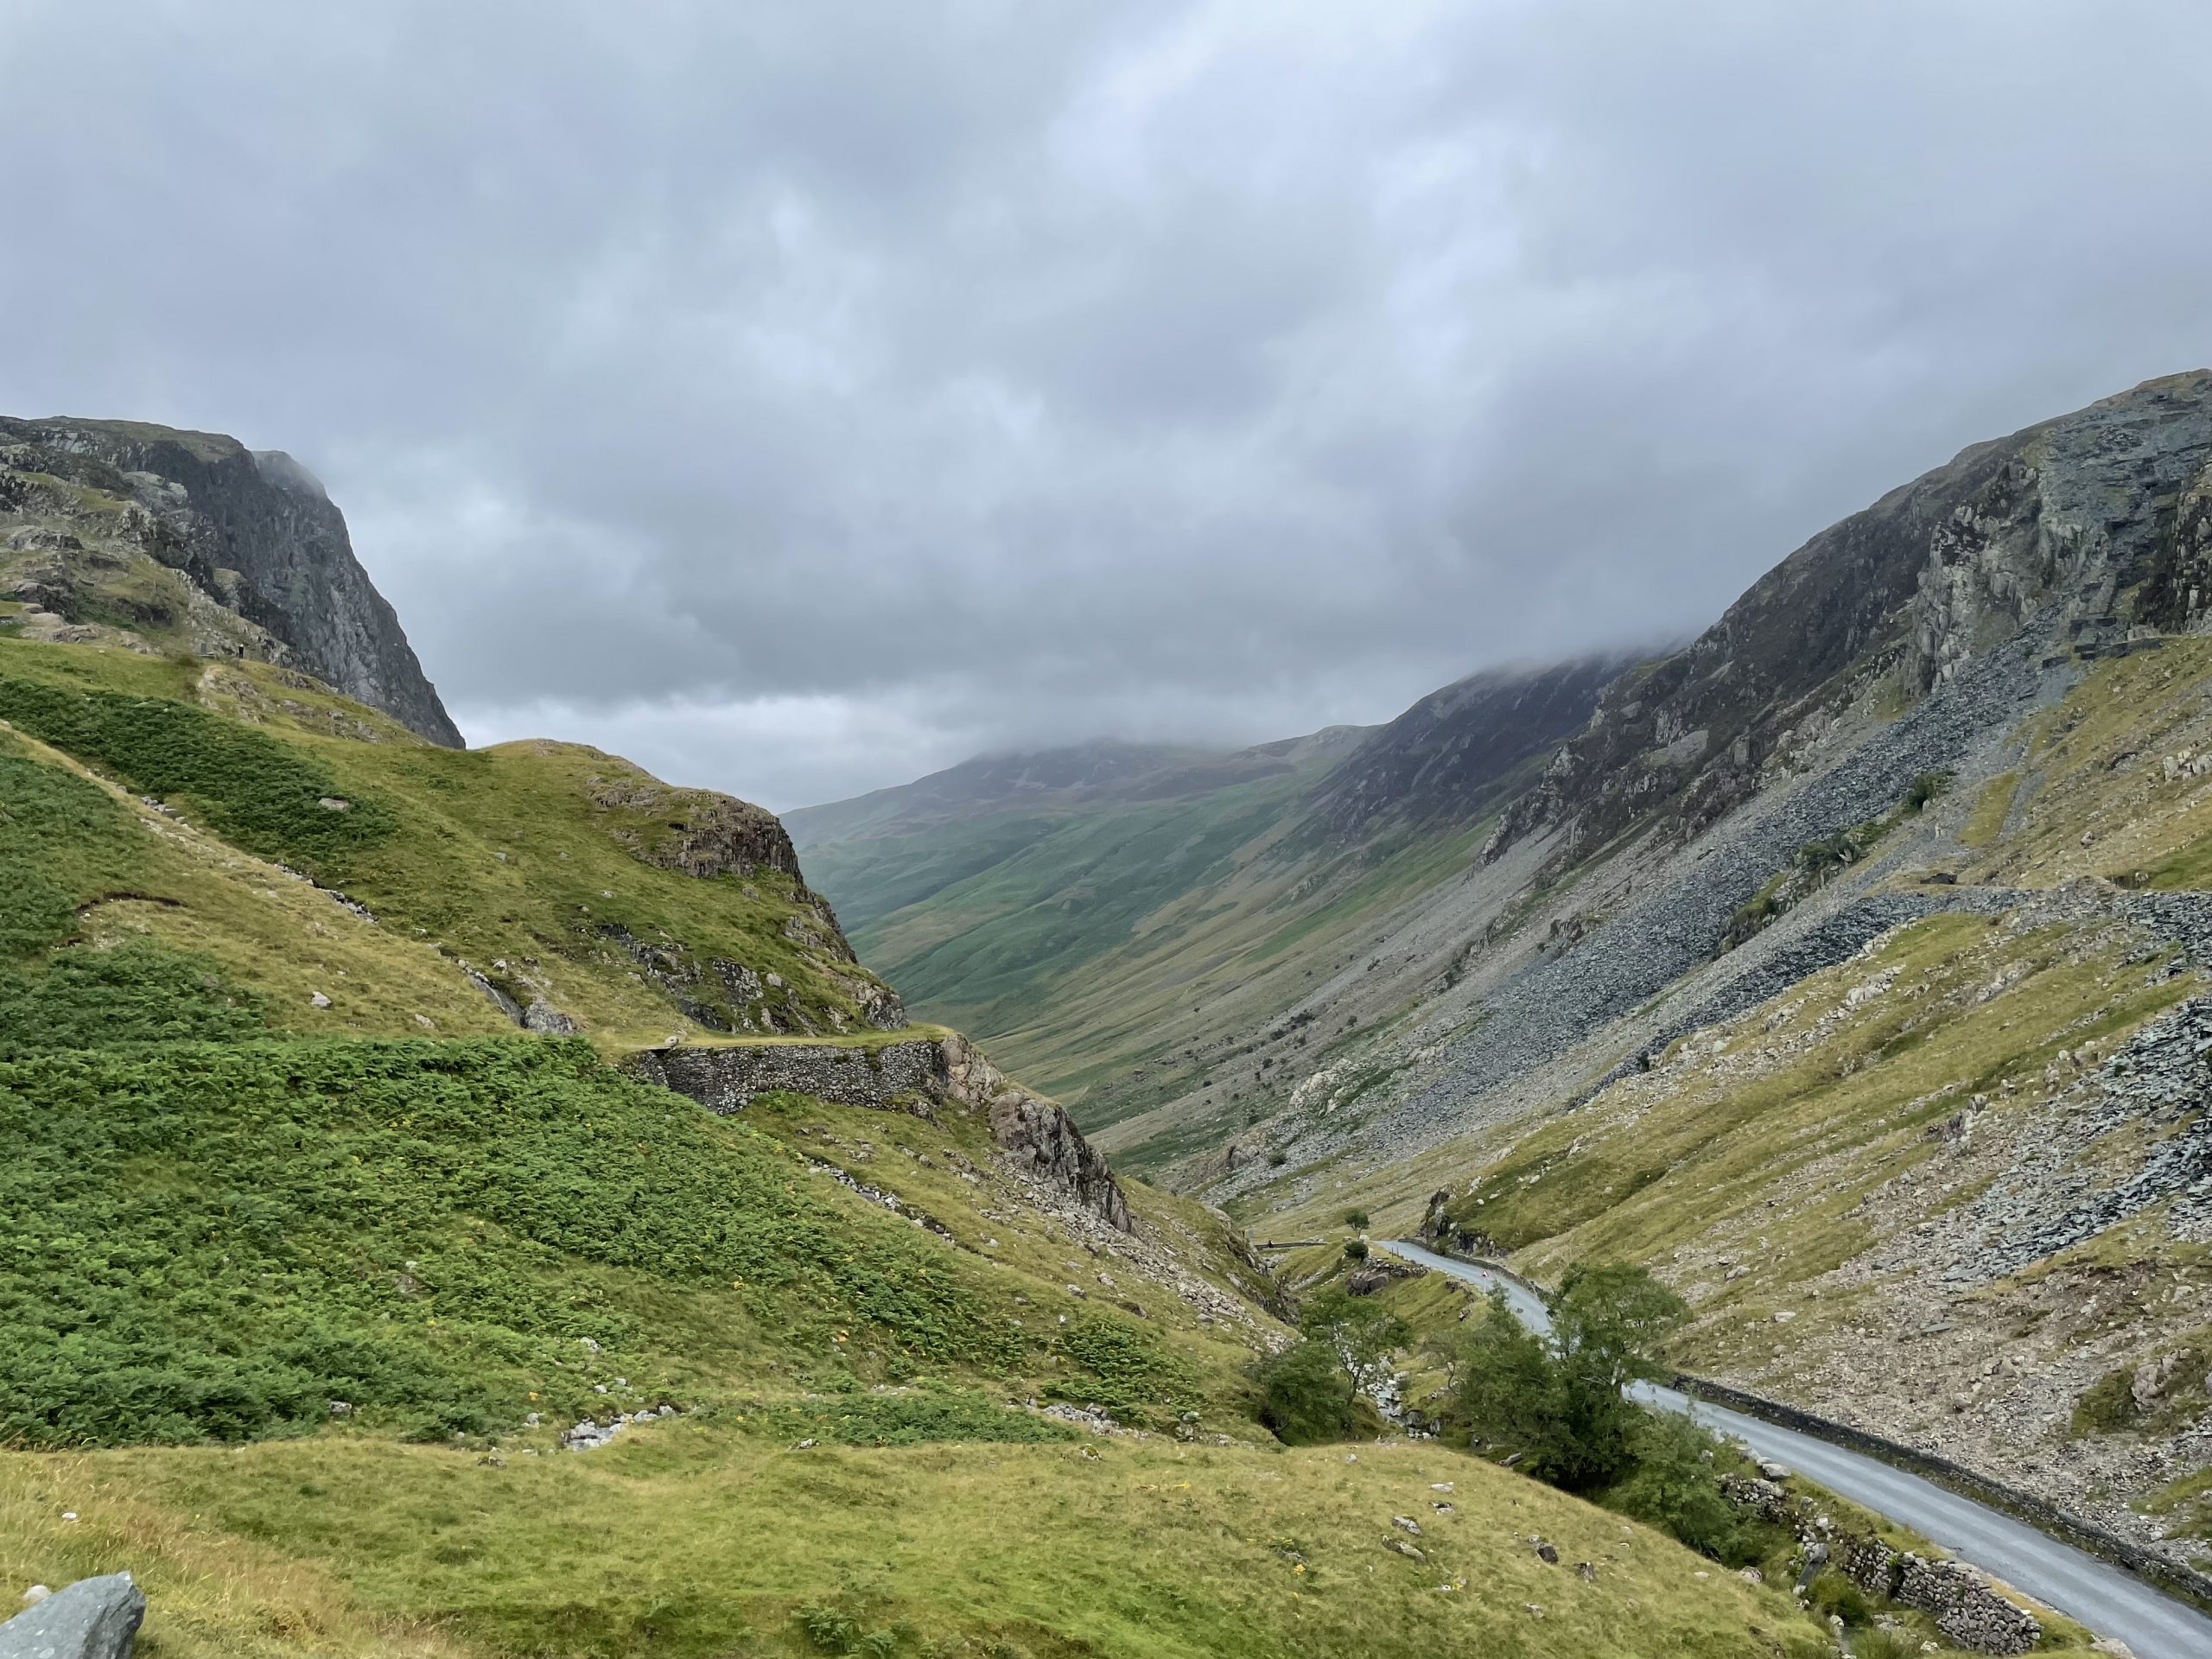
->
944, 1032, 1132, 1232
2137, 454, 2212, 633
630, 1032, 1131, 1231
1487, 371, 2212, 863
0, 417, 461, 746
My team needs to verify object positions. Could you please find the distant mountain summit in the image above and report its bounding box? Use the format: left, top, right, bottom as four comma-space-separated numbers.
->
0, 416, 461, 745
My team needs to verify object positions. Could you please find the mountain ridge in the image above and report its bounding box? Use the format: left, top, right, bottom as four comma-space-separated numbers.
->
1, 416, 462, 746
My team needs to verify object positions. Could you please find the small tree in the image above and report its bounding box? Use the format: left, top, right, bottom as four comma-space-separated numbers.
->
1342, 1238, 1369, 1262
1545, 1262, 1688, 1489
1450, 1289, 1562, 1465
1259, 1339, 1355, 1445
1299, 1286, 1409, 1398
1446, 1264, 1686, 1492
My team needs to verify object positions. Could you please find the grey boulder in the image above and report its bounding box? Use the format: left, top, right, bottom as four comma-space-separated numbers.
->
0, 1574, 145, 1659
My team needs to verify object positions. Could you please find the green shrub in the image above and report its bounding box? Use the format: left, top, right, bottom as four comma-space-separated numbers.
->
1904, 770, 1954, 812
1605, 1411, 1750, 1563
1342, 1238, 1369, 1262
2071, 1365, 2140, 1435
795, 1576, 906, 1656
1343, 1208, 1370, 1228
1258, 1339, 1354, 1446
1446, 1264, 1687, 1493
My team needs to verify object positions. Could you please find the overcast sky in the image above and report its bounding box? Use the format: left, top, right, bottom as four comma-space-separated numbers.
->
4, 3, 2209, 808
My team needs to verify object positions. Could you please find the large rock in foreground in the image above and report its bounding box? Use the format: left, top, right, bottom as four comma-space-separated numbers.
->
0, 1574, 145, 1659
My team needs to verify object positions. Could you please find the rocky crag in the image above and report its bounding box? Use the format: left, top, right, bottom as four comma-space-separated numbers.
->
0, 417, 461, 745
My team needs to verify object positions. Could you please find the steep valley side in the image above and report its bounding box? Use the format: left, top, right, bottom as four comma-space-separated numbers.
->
811, 372, 2212, 1578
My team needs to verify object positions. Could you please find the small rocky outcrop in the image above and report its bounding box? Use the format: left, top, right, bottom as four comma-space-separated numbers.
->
945, 1033, 1131, 1233
0, 1573, 146, 1659
585, 768, 807, 885
1344, 1255, 1426, 1296
630, 1032, 1132, 1232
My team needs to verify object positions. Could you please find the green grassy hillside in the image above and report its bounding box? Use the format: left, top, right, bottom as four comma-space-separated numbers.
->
0, 605, 1886, 1658
804, 754, 1497, 1157
3, 1427, 1830, 1659
0, 636, 899, 1045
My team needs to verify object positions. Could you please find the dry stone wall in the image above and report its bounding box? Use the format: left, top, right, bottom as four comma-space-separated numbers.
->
627, 1034, 1132, 1232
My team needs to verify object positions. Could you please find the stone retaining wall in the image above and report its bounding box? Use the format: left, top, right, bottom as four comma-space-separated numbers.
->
627, 1038, 944, 1115
626, 1034, 1132, 1233
1839, 1540, 2040, 1654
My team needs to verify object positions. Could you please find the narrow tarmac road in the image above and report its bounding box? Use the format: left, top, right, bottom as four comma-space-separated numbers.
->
1383, 1240, 2212, 1659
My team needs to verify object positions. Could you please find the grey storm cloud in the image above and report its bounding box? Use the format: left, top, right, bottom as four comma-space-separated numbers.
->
3, 0, 2210, 808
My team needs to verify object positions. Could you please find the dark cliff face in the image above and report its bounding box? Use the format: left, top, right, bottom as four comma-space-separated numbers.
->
1301, 655, 1637, 843
0, 417, 462, 747
1487, 370, 2212, 862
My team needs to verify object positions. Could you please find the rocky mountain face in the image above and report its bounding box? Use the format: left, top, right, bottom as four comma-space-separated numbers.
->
798, 372, 2212, 1569
1300, 654, 1637, 843
1487, 373, 2212, 868
0, 417, 461, 746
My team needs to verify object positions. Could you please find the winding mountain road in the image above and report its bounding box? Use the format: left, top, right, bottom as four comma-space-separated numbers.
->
1383, 1240, 2212, 1659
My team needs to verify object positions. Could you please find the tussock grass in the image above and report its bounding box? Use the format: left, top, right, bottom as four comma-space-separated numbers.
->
2, 1428, 1827, 1659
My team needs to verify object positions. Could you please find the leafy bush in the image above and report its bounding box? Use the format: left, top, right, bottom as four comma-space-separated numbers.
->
1446, 1264, 1686, 1492
1903, 769, 1953, 812
1258, 1339, 1354, 1445
1605, 1410, 1751, 1563
1342, 1238, 1369, 1262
